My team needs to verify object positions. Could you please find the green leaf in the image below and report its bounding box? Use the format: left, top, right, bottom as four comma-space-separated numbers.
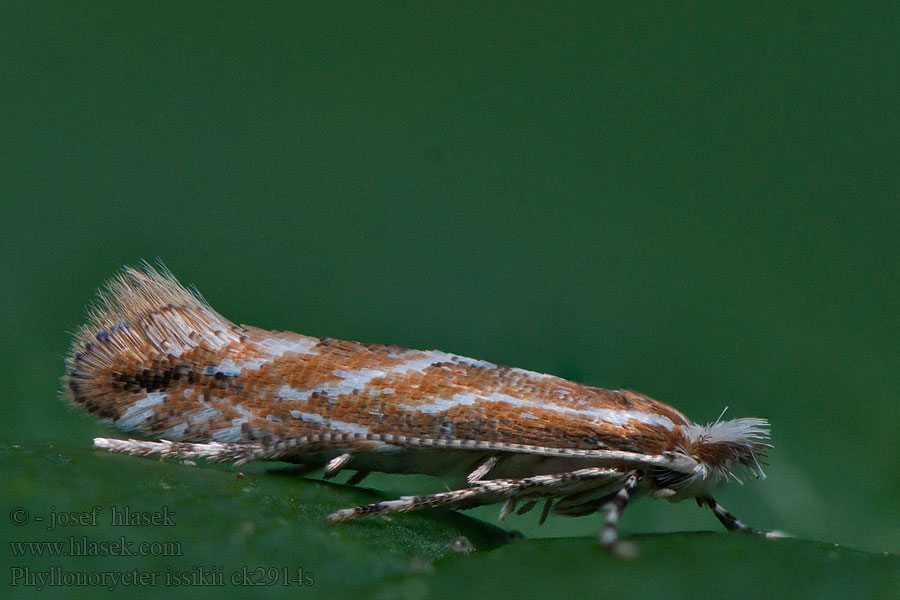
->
2, 444, 896, 600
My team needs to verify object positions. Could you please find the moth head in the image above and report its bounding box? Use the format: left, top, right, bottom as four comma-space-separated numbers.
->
654, 417, 771, 500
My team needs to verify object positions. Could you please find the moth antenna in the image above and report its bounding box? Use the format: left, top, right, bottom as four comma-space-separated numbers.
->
93, 438, 264, 464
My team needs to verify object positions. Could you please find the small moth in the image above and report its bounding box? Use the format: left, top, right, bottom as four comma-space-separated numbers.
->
64, 265, 775, 555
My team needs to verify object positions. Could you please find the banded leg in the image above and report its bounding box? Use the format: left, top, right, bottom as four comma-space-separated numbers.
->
466, 455, 500, 484
323, 453, 353, 479
327, 467, 625, 523
698, 496, 775, 537
599, 471, 641, 558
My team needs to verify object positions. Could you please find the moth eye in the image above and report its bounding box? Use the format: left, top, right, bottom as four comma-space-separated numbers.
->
650, 468, 692, 489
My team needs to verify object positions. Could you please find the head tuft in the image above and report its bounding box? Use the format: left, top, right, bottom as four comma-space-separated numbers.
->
653, 417, 771, 500
680, 417, 771, 484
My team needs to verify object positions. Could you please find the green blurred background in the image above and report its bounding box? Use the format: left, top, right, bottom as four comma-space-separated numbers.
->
2, 2, 898, 598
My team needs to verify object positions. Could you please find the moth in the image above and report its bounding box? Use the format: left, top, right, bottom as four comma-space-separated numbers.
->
64, 265, 775, 555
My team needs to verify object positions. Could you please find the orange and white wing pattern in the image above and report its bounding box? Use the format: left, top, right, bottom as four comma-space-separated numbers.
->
65, 264, 776, 555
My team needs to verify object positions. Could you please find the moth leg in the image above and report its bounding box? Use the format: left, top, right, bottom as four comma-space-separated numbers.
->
327, 486, 485, 522
323, 453, 353, 479
515, 499, 538, 516
327, 467, 623, 523
345, 470, 370, 486
498, 497, 517, 521
466, 455, 500, 484
538, 499, 553, 525
93, 438, 266, 465
599, 471, 641, 558
698, 496, 777, 537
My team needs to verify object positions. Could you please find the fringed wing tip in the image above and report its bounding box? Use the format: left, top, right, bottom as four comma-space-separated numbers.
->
64, 262, 240, 406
